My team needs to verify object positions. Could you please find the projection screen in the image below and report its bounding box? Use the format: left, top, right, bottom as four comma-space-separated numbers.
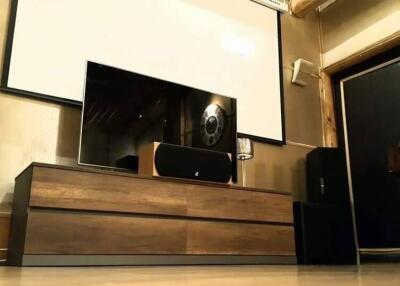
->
1, 0, 285, 143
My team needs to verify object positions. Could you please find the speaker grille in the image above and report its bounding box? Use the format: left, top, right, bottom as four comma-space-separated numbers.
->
154, 143, 232, 183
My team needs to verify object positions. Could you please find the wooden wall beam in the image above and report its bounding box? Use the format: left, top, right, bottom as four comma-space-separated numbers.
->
320, 31, 400, 148
320, 72, 337, 147
0, 216, 11, 262
291, 0, 327, 17
323, 31, 400, 74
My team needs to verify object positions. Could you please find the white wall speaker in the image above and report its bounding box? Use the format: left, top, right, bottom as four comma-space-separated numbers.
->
291, 59, 315, 87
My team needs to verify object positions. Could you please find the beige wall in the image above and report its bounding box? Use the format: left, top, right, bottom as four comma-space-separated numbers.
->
0, 0, 323, 210
243, 10, 323, 200
320, 0, 400, 68
0, 0, 81, 210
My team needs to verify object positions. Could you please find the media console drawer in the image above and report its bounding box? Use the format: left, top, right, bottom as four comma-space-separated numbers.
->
30, 165, 293, 223
8, 163, 296, 266
24, 210, 294, 256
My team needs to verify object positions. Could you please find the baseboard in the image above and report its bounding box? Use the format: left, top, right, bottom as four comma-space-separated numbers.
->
360, 248, 400, 263
19, 255, 297, 266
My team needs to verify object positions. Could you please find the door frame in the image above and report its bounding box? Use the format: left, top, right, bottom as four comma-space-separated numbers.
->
320, 38, 400, 148
325, 46, 400, 263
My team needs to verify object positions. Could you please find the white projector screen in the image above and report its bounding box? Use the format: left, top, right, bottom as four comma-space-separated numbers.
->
1, 0, 284, 143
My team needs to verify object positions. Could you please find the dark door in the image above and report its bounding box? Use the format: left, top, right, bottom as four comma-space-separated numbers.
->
335, 51, 400, 248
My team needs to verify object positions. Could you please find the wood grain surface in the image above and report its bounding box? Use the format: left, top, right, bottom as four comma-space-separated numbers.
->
9, 163, 295, 264
0, 217, 10, 249
0, 217, 10, 261
25, 211, 187, 255
138, 142, 159, 177
24, 210, 294, 256
30, 166, 188, 217
187, 187, 293, 224
29, 166, 293, 224
186, 220, 295, 256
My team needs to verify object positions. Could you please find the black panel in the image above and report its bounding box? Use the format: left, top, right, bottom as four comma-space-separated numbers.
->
155, 143, 232, 183
1, 0, 18, 88
299, 148, 357, 264
332, 46, 400, 150
293, 202, 357, 265
80, 62, 237, 181
115, 156, 139, 171
332, 48, 400, 248
7, 166, 32, 266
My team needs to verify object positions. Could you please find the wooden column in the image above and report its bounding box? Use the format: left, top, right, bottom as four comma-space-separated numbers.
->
320, 72, 338, 147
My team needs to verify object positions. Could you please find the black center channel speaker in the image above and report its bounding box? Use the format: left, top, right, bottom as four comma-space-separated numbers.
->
139, 142, 232, 184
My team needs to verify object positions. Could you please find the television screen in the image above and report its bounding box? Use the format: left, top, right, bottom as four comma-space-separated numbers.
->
79, 62, 237, 181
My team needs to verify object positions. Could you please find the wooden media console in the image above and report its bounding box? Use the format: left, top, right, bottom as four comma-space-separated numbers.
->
8, 163, 295, 266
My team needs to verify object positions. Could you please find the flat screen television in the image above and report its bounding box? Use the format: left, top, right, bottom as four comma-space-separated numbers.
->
79, 62, 237, 181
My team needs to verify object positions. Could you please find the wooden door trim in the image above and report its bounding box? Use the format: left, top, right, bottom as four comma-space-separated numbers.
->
320, 33, 400, 148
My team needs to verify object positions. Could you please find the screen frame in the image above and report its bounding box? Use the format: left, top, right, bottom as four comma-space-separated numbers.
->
0, 0, 285, 145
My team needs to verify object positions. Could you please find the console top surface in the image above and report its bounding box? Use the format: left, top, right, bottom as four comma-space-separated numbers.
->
19, 162, 291, 196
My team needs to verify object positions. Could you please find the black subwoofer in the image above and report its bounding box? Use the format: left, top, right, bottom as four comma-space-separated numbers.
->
293, 201, 357, 264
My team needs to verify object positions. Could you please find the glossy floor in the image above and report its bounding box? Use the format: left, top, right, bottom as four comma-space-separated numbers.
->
0, 264, 399, 286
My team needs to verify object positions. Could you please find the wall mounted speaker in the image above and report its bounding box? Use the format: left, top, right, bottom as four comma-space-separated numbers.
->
291, 58, 315, 86
139, 142, 232, 184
